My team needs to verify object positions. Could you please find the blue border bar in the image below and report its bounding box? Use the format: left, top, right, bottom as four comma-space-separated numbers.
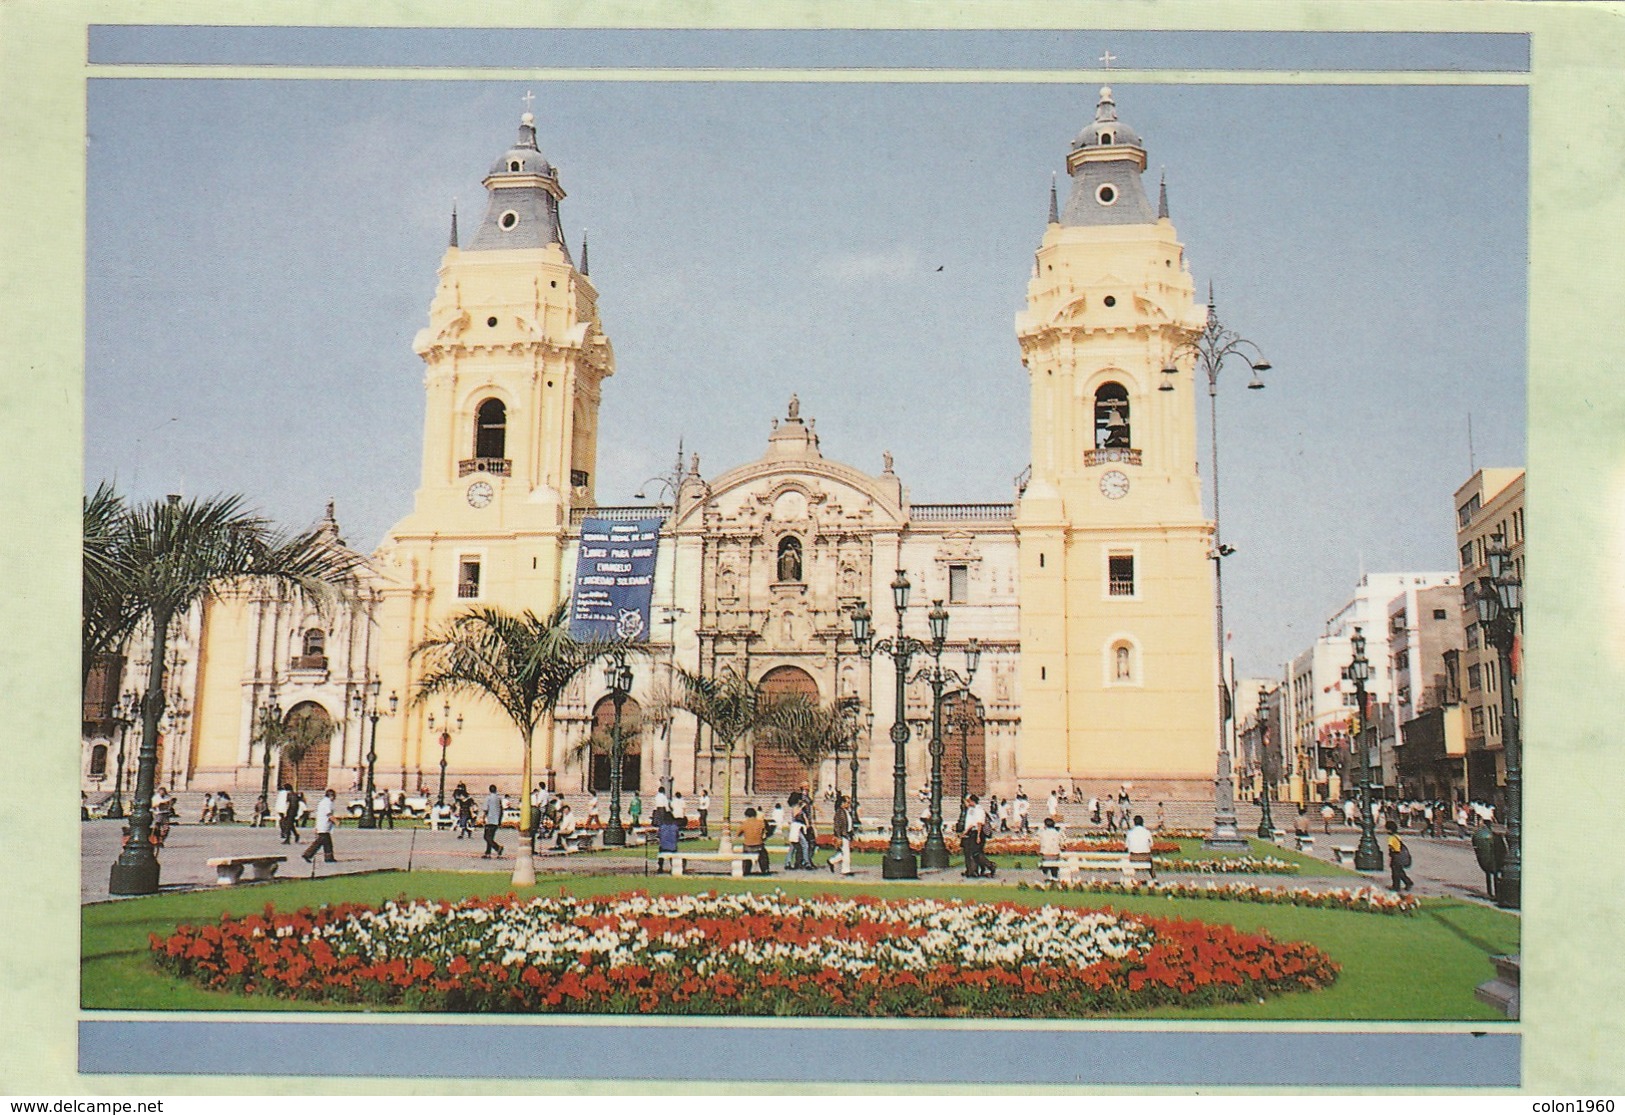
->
79, 1022, 1519, 1086
87, 28, 1531, 73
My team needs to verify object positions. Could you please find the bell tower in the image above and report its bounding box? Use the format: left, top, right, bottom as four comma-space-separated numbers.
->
370, 105, 616, 781
1014, 86, 1218, 798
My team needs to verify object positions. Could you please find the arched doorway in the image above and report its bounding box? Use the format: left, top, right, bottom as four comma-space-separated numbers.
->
755, 665, 819, 796
941, 690, 986, 801
589, 695, 642, 794
281, 701, 334, 791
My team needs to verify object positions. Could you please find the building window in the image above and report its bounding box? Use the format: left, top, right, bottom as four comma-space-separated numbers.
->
458, 558, 482, 599
1470, 707, 1484, 735
1394, 649, 1409, 671
1513, 508, 1524, 543
1487, 703, 1500, 739
1094, 383, 1131, 449
1108, 554, 1135, 597
1467, 663, 1481, 691
1459, 542, 1475, 569
89, 743, 108, 778
949, 564, 969, 604
776, 536, 803, 583
302, 628, 326, 658
1457, 494, 1481, 528
1432, 608, 1448, 620
474, 398, 507, 460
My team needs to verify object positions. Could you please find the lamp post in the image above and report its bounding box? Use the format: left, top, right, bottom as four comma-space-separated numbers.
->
255, 686, 283, 811
604, 652, 634, 847
1348, 628, 1384, 871
911, 625, 981, 870
1473, 532, 1522, 909
1167, 288, 1269, 850
853, 711, 870, 823
950, 691, 979, 830
428, 703, 462, 806
352, 681, 396, 829
1255, 687, 1275, 839
107, 690, 139, 820
636, 445, 713, 799
850, 570, 931, 879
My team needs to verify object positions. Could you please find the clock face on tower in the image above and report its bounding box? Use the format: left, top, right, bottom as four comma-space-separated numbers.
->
466, 481, 494, 508
1100, 470, 1130, 499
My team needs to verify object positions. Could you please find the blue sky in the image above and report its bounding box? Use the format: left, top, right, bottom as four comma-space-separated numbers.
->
84, 70, 1526, 677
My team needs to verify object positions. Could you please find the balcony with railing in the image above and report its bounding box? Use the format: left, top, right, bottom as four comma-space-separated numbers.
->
457, 582, 480, 599
1084, 447, 1142, 467
911, 503, 1015, 522
569, 505, 654, 526
1108, 577, 1136, 597
459, 457, 511, 477
289, 655, 329, 672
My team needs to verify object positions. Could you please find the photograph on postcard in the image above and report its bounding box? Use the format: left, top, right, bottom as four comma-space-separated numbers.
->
78, 38, 1525, 1033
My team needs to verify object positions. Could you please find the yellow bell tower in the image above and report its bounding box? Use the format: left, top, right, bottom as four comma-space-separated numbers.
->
1015, 86, 1217, 798
369, 105, 614, 782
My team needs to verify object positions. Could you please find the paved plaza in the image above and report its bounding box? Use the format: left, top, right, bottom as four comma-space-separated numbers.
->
79, 805, 1510, 908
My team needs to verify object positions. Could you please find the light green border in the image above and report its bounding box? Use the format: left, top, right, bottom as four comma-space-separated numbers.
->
3, 0, 1620, 1095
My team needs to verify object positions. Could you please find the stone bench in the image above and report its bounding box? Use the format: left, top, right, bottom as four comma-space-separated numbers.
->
1331, 844, 1359, 865
657, 850, 759, 877
1043, 850, 1153, 883
206, 855, 287, 886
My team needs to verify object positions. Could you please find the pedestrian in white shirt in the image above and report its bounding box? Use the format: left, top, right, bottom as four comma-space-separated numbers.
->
698, 790, 711, 837
671, 791, 687, 832
586, 793, 601, 828
301, 789, 338, 864
1015, 790, 1031, 834
1124, 814, 1155, 878
1046, 789, 1059, 822
1038, 817, 1063, 879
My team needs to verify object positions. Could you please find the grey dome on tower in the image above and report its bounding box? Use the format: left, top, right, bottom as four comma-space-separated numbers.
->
467, 111, 574, 259
1059, 86, 1157, 228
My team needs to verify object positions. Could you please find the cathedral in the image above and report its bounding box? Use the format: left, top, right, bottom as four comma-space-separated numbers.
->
83, 87, 1228, 806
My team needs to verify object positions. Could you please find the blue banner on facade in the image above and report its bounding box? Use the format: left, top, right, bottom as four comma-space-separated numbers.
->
569, 516, 664, 642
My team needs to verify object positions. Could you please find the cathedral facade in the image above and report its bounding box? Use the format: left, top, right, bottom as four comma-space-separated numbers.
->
83, 88, 1226, 805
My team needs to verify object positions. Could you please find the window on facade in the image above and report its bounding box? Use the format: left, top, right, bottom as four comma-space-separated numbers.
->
1094, 383, 1131, 449
1457, 494, 1481, 528
89, 744, 108, 778
1113, 644, 1132, 681
1394, 649, 1409, 671
1433, 608, 1448, 620
1470, 707, 1485, 735
1466, 623, 1480, 649
474, 398, 507, 459
1513, 508, 1524, 543
949, 564, 969, 604
1459, 542, 1475, 569
302, 628, 326, 657
1488, 703, 1500, 739
458, 558, 482, 599
1108, 554, 1135, 597
776, 536, 803, 583
1467, 663, 1482, 690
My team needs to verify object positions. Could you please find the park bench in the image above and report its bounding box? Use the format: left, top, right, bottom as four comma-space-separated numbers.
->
205, 855, 287, 886
1331, 844, 1359, 865
1043, 850, 1154, 883
1295, 833, 1315, 852
657, 850, 759, 877
427, 806, 454, 831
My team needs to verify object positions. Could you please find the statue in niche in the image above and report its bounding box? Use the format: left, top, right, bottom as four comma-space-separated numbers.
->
718, 567, 737, 600
995, 668, 1012, 703
777, 537, 803, 583
787, 394, 800, 421
839, 564, 857, 595
882, 450, 894, 473
780, 611, 796, 643
1115, 646, 1132, 680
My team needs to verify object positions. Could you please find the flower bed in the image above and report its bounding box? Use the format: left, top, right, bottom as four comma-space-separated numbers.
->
150, 891, 1338, 1015
1023, 879, 1419, 915
1174, 856, 1300, 875
837, 836, 1181, 856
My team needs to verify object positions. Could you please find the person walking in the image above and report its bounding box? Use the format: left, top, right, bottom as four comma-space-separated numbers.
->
274, 784, 294, 843
1038, 816, 1063, 880
697, 790, 710, 838
628, 790, 643, 831
1386, 821, 1413, 892
1046, 788, 1059, 823
799, 801, 818, 869
1015, 788, 1031, 834
301, 789, 339, 864
529, 782, 549, 851
671, 791, 688, 836
1125, 814, 1155, 880
784, 808, 807, 871
481, 784, 505, 859
585, 792, 601, 829
829, 793, 854, 875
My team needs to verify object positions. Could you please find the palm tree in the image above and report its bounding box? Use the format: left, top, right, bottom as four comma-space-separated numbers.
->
82, 482, 142, 689
254, 704, 335, 798
675, 666, 778, 851
411, 603, 625, 885
754, 693, 849, 792
107, 493, 359, 895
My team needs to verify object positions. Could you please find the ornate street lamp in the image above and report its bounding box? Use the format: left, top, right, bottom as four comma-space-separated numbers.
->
911, 624, 981, 869
603, 652, 634, 847
352, 681, 397, 829
427, 702, 462, 806
107, 690, 139, 821
850, 570, 932, 878
856, 711, 873, 823
1472, 532, 1522, 909
1167, 287, 1270, 850
1255, 687, 1275, 839
1348, 628, 1383, 871
255, 686, 283, 812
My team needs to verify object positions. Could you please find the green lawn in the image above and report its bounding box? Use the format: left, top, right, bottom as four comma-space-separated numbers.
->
83, 870, 1516, 1020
